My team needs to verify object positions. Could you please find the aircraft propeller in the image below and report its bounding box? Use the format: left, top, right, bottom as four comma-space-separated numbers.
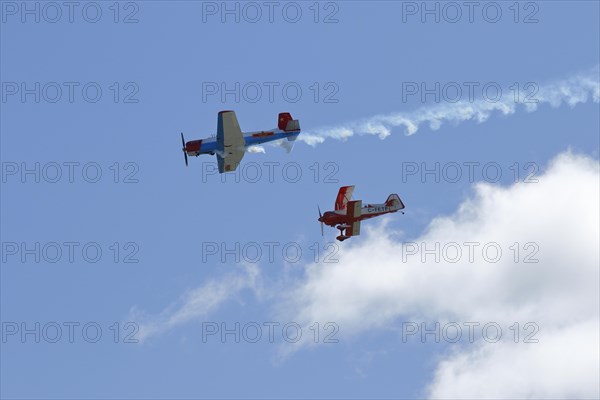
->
181, 132, 188, 167
318, 205, 324, 236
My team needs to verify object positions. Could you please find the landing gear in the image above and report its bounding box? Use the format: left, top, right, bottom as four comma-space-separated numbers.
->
336, 225, 349, 241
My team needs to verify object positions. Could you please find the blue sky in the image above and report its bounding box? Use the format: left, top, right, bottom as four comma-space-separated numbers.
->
1, 1, 599, 399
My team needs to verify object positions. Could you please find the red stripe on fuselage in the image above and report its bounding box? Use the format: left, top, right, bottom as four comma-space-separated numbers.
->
252, 131, 274, 138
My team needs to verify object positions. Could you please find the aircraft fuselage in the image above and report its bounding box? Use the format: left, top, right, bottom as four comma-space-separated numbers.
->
319, 203, 401, 227
184, 128, 300, 157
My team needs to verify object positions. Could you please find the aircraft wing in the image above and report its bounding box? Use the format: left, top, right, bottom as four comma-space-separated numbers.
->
345, 200, 362, 237
345, 221, 361, 237
347, 200, 362, 218
216, 111, 246, 173
335, 186, 355, 211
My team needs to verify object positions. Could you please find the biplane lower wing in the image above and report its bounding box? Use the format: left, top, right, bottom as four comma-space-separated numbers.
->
345, 220, 361, 237
216, 111, 245, 173
345, 200, 362, 237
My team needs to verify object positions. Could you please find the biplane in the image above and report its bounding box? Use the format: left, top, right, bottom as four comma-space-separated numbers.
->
318, 186, 405, 241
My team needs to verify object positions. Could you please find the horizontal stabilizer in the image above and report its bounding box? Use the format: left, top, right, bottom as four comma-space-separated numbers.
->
285, 119, 300, 131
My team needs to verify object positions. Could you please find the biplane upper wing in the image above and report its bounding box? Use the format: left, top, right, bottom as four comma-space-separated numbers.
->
335, 185, 355, 211
216, 111, 246, 173
345, 200, 362, 237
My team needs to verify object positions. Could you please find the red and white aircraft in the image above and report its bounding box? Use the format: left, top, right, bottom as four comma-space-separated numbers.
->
318, 186, 405, 241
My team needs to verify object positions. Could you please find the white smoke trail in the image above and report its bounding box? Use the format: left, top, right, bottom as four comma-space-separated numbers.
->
246, 145, 266, 153
299, 66, 600, 146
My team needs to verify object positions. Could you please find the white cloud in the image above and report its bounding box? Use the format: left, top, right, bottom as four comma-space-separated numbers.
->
128, 151, 599, 398
427, 320, 599, 399
129, 264, 260, 342
298, 66, 600, 144
279, 151, 599, 398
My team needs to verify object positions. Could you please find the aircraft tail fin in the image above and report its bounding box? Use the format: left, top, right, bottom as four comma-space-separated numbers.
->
386, 194, 405, 209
